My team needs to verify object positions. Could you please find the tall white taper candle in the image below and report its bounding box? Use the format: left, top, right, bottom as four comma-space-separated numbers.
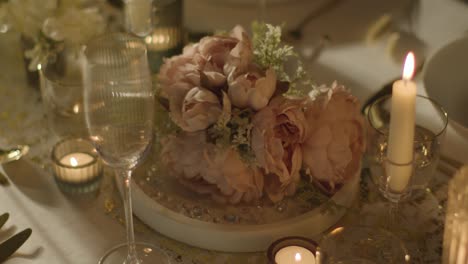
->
386, 52, 417, 192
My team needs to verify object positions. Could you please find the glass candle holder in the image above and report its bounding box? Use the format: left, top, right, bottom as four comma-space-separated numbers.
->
267, 236, 318, 264
366, 95, 448, 200
145, 0, 183, 73
443, 165, 468, 264
39, 47, 88, 138
316, 226, 410, 263
52, 138, 103, 193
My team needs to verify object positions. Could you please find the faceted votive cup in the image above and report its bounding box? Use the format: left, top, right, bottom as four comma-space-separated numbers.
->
366, 95, 448, 200
52, 138, 103, 194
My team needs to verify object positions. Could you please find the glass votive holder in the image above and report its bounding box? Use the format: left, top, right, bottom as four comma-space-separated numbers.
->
39, 48, 88, 138
366, 95, 448, 199
382, 159, 415, 202
316, 226, 410, 263
442, 165, 468, 264
52, 138, 103, 194
267, 236, 318, 264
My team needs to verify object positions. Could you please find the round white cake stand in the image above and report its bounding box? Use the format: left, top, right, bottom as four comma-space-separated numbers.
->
125, 170, 360, 253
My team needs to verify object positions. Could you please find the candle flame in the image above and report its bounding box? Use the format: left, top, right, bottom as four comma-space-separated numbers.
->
295, 252, 302, 261
402, 52, 415, 81
70, 157, 78, 167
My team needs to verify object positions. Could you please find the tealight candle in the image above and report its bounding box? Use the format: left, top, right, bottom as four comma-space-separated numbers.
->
60, 153, 94, 167
267, 237, 317, 264
275, 246, 316, 264
57, 152, 96, 182
52, 138, 102, 193
386, 52, 417, 193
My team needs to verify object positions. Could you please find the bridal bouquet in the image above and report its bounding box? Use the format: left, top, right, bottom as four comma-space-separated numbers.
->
157, 23, 365, 204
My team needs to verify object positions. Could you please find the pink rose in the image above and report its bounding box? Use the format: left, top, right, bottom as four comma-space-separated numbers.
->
228, 67, 277, 111
158, 26, 254, 131
168, 87, 226, 132
302, 83, 366, 190
161, 132, 207, 180
223, 25, 253, 78
251, 96, 307, 202
158, 54, 201, 100
161, 132, 263, 204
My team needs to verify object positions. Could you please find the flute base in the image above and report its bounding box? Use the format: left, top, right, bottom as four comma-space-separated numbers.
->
98, 242, 170, 264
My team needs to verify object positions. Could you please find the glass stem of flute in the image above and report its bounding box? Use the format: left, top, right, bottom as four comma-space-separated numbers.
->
120, 169, 139, 262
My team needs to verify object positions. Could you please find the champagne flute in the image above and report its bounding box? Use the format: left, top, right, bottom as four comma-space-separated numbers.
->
82, 33, 169, 264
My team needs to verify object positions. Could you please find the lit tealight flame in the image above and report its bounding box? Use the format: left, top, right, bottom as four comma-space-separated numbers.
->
72, 104, 80, 114
402, 52, 415, 81
295, 252, 302, 262
70, 157, 78, 167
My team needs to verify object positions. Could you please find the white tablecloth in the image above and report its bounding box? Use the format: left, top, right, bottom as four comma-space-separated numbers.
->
1, 0, 467, 263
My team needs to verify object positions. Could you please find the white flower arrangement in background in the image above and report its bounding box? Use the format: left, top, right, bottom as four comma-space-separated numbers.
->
0, 0, 106, 71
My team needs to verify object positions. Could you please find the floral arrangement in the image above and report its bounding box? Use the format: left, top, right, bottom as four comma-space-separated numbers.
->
157, 23, 366, 204
0, 0, 107, 71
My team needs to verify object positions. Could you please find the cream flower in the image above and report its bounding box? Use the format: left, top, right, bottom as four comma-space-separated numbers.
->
42, 7, 106, 45
228, 68, 277, 111
161, 132, 263, 204
5, 0, 57, 39
251, 96, 307, 202
303, 83, 365, 190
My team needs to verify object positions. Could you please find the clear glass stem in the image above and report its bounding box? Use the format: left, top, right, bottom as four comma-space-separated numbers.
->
118, 169, 140, 264
386, 201, 400, 231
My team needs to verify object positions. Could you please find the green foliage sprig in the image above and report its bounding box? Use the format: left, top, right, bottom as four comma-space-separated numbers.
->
207, 108, 256, 163
252, 22, 312, 96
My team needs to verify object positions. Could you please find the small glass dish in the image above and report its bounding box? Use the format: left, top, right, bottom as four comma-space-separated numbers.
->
52, 138, 102, 194
316, 226, 411, 264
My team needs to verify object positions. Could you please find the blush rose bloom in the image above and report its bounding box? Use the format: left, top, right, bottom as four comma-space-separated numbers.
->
251, 96, 307, 202
158, 26, 253, 131
161, 132, 264, 204
228, 67, 277, 111
302, 83, 366, 190
169, 87, 221, 132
